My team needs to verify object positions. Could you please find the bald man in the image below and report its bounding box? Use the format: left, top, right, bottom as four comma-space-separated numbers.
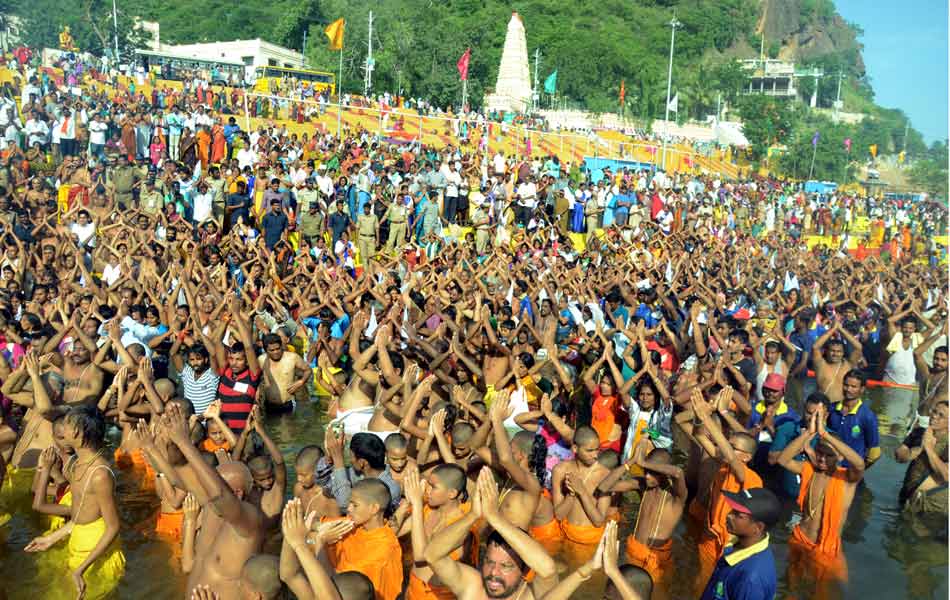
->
163, 403, 265, 600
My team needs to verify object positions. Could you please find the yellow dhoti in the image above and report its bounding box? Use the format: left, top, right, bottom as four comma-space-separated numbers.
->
68, 518, 126, 599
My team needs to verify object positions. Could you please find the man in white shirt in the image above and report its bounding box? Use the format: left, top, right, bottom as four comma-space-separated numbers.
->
20, 78, 41, 110
24, 111, 49, 149
237, 143, 257, 171
88, 114, 108, 161
493, 151, 506, 177
68, 209, 97, 248
444, 164, 463, 224
516, 176, 537, 227
315, 165, 334, 202
55, 107, 78, 157
192, 181, 214, 224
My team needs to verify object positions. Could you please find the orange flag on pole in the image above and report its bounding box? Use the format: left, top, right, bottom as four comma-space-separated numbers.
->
325, 18, 345, 50
619, 79, 625, 105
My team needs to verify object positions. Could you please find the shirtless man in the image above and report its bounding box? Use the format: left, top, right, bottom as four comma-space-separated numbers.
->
597, 440, 687, 598
486, 392, 541, 530
162, 403, 265, 600
291, 445, 339, 519
259, 333, 311, 413
244, 406, 287, 531
777, 405, 865, 596
424, 468, 558, 600
912, 338, 948, 426
25, 405, 124, 599
551, 425, 612, 571
5, 351, 63, 471
812, 322, 863, 405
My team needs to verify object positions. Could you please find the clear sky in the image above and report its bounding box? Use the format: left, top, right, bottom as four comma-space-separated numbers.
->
834, 0, 948, 144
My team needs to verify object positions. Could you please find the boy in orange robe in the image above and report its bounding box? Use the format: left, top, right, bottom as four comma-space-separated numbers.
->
196, 126, 211, 167
687, 388, 763, 595
326, 479, 403, 600
777, 407, 865, 599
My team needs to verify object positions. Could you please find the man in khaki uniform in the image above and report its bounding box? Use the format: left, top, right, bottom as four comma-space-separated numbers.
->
138, 178, 164, 216
356, 202, 379, 265
471, 197, 491, 255
110, 155, 138, 208
381, 195, 409, 254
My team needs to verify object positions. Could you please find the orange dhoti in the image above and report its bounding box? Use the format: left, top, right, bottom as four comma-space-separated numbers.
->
529, 518, 563, 557
155, 510, 184, 540
788, 524, 848, 582
559, 519, 605, 569
695, 532, 722, 596
406, 572, 456, 600
624, 536, 673, 586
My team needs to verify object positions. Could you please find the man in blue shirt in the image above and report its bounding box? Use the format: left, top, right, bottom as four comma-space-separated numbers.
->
261, 199, 289, 250
164, 106, 183, 160
827, 369, 881, 467
769, 392, 828, 497
701, 488, 780, 600
746, 374, 799, 478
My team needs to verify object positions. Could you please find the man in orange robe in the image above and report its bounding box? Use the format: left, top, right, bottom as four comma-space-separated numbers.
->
777, 409, 865, 600
326, 479, 403, 600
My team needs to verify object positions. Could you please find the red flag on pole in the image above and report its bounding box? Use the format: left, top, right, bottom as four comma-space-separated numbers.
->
619, 79, 625, 105
457, 48, 471, 81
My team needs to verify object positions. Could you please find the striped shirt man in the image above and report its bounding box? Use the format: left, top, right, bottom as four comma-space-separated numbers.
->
180, 364, 219, 415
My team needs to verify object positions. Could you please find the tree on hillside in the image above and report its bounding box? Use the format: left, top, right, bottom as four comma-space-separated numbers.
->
736, 95, 797, 161
908, 141, 949, 199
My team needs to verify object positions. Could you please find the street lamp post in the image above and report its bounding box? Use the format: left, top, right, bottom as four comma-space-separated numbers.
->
660, 16, 680, 172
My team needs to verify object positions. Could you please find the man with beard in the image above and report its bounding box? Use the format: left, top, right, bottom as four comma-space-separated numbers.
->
423, 468, 557, 600
912, 339, 948, 428
826, 370, 881, 469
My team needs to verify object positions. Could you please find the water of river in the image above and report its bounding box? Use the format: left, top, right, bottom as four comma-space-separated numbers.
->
0, 388, 946, 599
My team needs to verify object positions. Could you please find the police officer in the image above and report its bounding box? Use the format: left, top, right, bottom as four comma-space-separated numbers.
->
471, 197, 491, 256
356, 201, 379, 265
382, 192, 410, 254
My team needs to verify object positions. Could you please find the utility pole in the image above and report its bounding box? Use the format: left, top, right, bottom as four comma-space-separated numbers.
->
902, 118, 910, 153
302, 29, 307, 59
112, 0, 120, 61
532, 48, 541, 112
660, 16, 680, 171
364, 11, 374, 96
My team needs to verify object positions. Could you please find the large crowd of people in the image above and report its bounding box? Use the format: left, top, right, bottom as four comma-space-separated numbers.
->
0, 45, 947, 600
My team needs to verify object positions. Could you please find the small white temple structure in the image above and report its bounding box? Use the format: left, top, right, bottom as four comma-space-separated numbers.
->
483, 12, 532, 114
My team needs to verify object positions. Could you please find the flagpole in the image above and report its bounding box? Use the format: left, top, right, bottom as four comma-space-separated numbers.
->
461, 78, 467, 115
337, 42, 344, 140
661, 17, 680, 172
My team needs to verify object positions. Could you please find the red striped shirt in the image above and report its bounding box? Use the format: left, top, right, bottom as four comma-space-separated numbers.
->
216, 366, 260, 433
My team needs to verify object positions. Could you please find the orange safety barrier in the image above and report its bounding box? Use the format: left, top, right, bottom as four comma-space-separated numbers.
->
804, 370, 918, 391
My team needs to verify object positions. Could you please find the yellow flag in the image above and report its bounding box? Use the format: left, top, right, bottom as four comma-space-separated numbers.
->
324, 18, 345, 50
869, 144, 878, 158
898, 151, 905, 164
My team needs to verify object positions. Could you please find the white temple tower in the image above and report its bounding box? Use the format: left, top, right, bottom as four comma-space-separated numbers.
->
483, 12, 532, 114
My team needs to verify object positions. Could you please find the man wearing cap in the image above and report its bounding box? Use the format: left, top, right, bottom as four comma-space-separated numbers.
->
700, 487, 780, 600
745, 373, 798, 476
139, 177, 164, 216
356, 202, 379, 265
380, 192, 409, 255
777, 406, 865, 594
110, 154, 138, 209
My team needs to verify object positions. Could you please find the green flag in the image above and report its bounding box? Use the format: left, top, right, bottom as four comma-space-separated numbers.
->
544, 70, 557, 94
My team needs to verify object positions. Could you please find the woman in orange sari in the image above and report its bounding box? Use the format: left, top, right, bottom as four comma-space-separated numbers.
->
210, 123, 226, 165
196, 125, 211, 167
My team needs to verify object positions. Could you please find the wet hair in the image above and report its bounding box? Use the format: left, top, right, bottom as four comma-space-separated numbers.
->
262, 333, 282, 348
62, 405, 106, 450
517, 352, 535, 370
384, 432, 408, 451
389, 352, 404, 373
332, 571, 375, 600
248, 454, 274, 474
451, 422, 476, 445
432, 463, 469, 503
728, 329, 750, 346
805, 392, 830, 409
597, 448, 620, 469
574, 425, 600, 447
295, 445, 324, 467
351, 478, 391, 514
843, 369, 866, 387
241, 555, 281, 600
513, 430, 547, 485
350, 433, 386, 470
185, 344, 209, 360
616, 564, 653, 598
483, 530, 526, 573
935, 345, 948, 357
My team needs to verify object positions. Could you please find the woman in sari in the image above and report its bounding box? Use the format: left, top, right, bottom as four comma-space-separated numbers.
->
210, 123, 226, 165
196, 126, 211, 167
178, 127, 197, 170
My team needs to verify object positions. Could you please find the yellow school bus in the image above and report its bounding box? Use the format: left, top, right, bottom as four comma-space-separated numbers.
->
253, 66, 335, 96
